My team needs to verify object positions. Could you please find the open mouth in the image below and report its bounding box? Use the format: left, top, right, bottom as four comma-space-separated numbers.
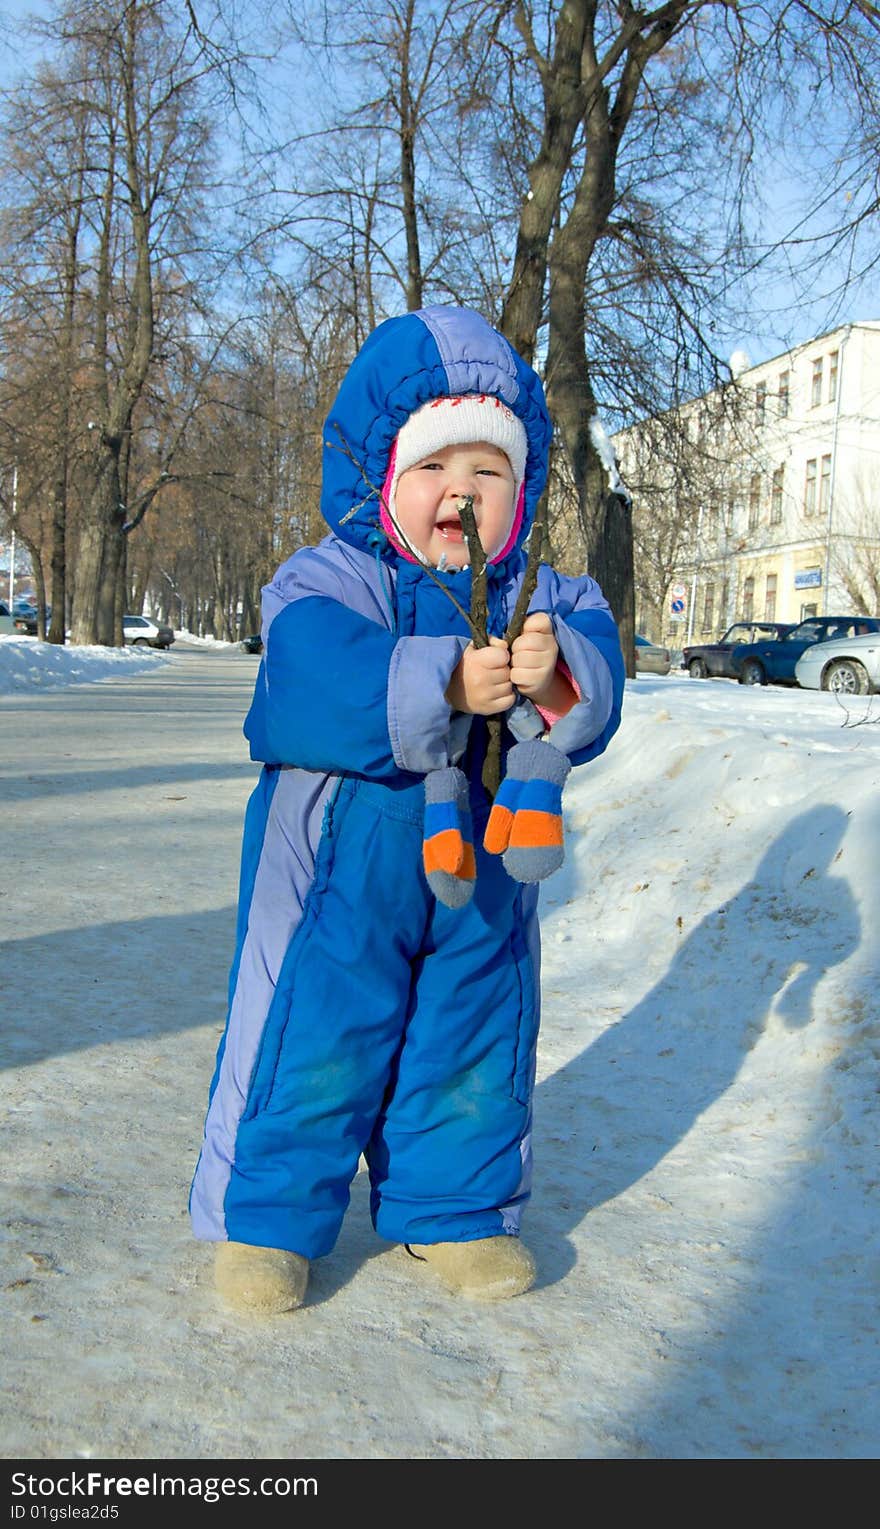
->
437, 517, 465, 543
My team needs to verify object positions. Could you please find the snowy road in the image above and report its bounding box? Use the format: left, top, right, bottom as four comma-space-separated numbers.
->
1, 645, 877, 1459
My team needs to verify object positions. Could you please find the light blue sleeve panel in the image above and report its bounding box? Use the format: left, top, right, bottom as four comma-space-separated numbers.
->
388, 633, 471, 773
527, 565, 625, 765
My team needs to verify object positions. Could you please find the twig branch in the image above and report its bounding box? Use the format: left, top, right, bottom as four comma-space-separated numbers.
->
458, 489, 548, 800
834, 691, 880, 727
504, 487, 547, 643
457, 493, 501, 797
456, 493, 488, 648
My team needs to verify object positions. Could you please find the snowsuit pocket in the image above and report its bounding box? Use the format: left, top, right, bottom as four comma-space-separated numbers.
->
240, 785, 348, 1121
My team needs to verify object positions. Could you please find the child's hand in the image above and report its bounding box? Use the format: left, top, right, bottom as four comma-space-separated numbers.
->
510, 613, 559, 703
446, 638, 515, 715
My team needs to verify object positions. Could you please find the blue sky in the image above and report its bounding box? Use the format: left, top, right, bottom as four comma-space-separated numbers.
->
0, 0, 876, 371
710, 161, 879, 369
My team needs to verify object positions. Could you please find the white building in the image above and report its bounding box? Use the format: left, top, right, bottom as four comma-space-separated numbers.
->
615, 321, 880, 645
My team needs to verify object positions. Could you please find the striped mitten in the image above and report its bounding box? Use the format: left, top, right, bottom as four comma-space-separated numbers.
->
483, 739, 571, 883
422, 766, 476, 908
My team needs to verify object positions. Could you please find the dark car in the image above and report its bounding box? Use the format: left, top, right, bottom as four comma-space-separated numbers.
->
10, 600, 39, 635
682, 621, 794, 680
730, 615, 880, 687
240, 633, 263, 654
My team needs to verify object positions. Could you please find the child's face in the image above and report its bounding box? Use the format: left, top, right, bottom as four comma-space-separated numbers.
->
394, 442, 516, 568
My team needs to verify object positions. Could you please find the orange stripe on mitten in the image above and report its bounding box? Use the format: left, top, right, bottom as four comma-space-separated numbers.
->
483, 740, 571, 882
482, 803, 515, 855
422, 766, 476, 908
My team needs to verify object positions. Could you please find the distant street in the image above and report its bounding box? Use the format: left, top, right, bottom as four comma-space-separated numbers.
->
1, 643, 262, 984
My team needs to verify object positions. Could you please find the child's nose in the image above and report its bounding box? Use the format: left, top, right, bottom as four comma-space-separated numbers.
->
445, 467, 479, 498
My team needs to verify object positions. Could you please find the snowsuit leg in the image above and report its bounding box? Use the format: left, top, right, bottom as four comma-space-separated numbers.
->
364, 800, 540, 1247
214, 775, 433, 1257
195, 775, 539, 1258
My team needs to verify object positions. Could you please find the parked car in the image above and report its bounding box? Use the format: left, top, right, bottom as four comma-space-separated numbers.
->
122, 613, 175, 649
794, 630, 880, 695
634, 634, 672, 675
9, 600, 38, 635
681, 621, 794, 680
0, 599, 16, 636
240, 633, 263, 654
730, 615, 880, 687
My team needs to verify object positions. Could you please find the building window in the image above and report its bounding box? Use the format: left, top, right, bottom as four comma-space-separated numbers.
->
828, 349, 838, 403
778, 371, 789, 417
748, 472, 761, 529
804, 458, 818, 515
702, 582, 715, 634
819, 453, 832, 515
770, 466, 784, 524
755, 382, 766, 425
765, 573, 777, 622
742, 576, 754, 622
811, 357, 823, 407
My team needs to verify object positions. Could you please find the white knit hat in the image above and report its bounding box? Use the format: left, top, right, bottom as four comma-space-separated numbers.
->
381, 394, 528, 562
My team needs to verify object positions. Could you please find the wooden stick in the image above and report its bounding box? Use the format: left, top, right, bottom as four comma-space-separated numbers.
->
504, 487, 546, 645
455, 494, 505, 797
455, 494, 488, 648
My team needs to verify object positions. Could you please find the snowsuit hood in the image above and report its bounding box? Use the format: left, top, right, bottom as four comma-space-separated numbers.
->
321, 306, 553, 561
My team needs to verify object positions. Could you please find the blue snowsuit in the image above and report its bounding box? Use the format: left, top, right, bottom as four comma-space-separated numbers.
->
189, 305, 625, 1258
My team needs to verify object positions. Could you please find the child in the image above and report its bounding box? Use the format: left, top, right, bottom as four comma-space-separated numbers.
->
189, 305, 625, 1314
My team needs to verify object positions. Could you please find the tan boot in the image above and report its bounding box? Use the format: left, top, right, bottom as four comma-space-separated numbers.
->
405, 1237, 536, 1300
214, 1240, 309, 1315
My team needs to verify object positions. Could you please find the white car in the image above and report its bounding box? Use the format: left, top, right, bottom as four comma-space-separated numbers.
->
123, 613, 175, 649
635, 634, 672, 675
794, 631, 880, 695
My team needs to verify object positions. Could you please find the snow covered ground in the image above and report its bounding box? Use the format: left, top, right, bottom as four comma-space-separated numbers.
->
1, 633, 878, 1460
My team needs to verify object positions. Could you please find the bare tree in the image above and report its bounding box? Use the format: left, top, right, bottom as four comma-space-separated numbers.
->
0, 0, 253, 645
0, 57, 94, 640
122, 280, 362, 634
68, 1, 223, 644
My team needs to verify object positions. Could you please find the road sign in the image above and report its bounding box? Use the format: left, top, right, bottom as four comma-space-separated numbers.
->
670, 582, 687, 619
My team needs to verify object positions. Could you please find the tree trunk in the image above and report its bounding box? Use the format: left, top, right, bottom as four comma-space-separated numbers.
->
17, 529, 48, 635
47, 144, 84, 646
499, 7, 688, 674
591, 491, 635, 666
47, 450, 69, 645
399, 1, 422, 310
500, 1, 592, 363
70, 447, 126, 644
68, 6, 155, 645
